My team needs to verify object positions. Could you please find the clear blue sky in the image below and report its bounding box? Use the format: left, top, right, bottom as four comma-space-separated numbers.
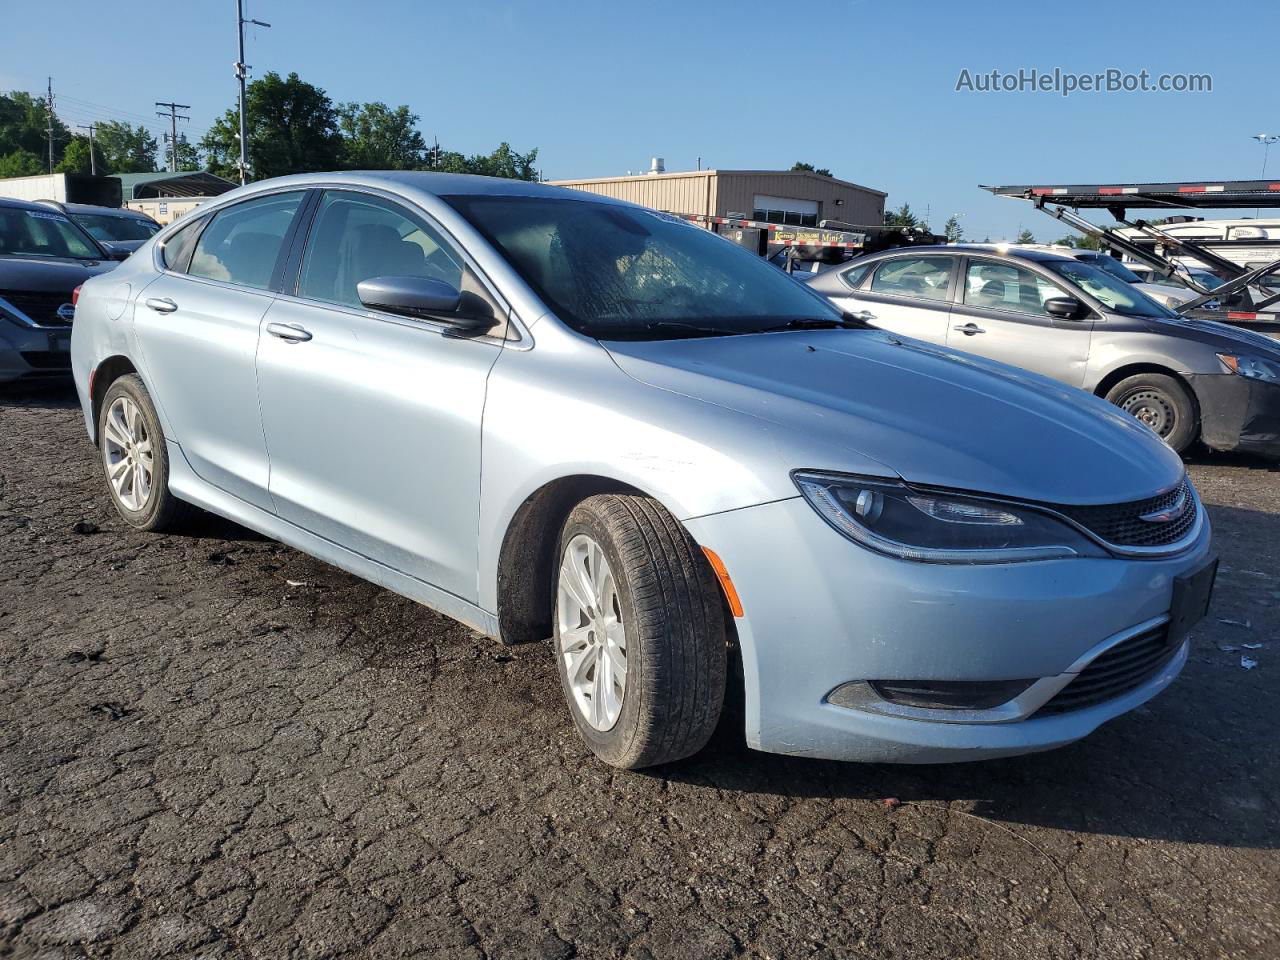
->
6, 0, 1277, 239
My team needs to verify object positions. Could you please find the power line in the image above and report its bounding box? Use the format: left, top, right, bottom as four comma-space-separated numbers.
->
76, 123, 99, 175
155, 101, 191, 173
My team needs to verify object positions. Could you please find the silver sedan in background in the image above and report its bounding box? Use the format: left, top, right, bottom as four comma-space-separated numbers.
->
804, 244, 1280, 458
71, 174, 1215, 768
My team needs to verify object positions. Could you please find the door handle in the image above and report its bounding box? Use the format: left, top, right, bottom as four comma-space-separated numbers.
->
953, 322, 985, 336
266, 321, 313, 343
846, 309, 878, 322
144, 297, 177, 314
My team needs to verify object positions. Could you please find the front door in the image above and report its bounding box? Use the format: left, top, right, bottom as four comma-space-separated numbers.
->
255, 189, 503, 601
946, 258, 1094, 387
132, 190, 306, 511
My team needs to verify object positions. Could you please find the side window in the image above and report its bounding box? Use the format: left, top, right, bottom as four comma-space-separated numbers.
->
297, 191, 464, 309
187, 191, 305, 290
963, 261, 1063, 318
160, 215, 206, 272
841, 260, 873, 290
870, 256, 953, 301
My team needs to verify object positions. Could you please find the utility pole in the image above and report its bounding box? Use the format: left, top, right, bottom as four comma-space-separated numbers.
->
76, 123, 98, 175
155, 101, 191, 173
45, 77, 55, 173
236, 0, 271, 184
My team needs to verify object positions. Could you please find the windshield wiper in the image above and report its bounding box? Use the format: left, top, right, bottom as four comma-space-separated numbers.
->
755, 316, 866, 333
607, 321, 742, 340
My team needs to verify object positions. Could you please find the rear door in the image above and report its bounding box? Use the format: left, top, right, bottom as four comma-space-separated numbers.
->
946, 257, 1094, 386
132, 190, 307, 510
829, 254, 957, 344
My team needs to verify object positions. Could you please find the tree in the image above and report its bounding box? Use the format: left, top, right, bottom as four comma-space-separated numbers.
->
1015, 228, 1036, 244
338, 101, 427, 170
201, 71, 343, 181
159, 133, 201, 172
433, 142, 538, 181
943, 215, 963, 243
55, 135, 110, 175
0, 148, 43, 177
1053, 233, 1102, 251
95, 121, 157, 173
0, 91, 70, 170
791, 161, 833, 177
884, 202, 920, 228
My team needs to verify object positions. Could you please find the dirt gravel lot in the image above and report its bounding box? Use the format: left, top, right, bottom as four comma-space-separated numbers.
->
1, 384, 1277, 960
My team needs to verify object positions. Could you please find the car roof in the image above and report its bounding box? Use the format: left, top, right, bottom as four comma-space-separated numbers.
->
230, 170, 631, 205
0, 196, 73, 213
60, 202, 156, 220
868, 243, 1077, 263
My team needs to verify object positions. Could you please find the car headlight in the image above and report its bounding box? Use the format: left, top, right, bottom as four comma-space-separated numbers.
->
793, 472, 1101, 563
1218, 353, 1280, 384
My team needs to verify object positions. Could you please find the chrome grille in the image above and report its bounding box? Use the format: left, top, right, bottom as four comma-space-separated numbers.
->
1, 291, 74, 327
1038, 625, 1180, 715
1055, 478, 1196, 548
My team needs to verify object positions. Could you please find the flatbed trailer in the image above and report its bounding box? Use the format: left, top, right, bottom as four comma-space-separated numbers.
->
672, 212, 943, 271
984, 179, 1280, 336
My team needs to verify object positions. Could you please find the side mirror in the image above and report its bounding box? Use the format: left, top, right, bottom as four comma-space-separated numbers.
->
357, 275, 498, 332
1043, 296, 1086, 319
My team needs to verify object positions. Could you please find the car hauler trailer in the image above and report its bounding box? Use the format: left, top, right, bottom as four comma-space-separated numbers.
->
984, 179, 1280, 337
674, 212, 944, 271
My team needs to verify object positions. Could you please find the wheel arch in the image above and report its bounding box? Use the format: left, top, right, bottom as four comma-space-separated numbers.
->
1093, 361, 1202, 444
494, 474, 651, 646
88, 355, 140, 445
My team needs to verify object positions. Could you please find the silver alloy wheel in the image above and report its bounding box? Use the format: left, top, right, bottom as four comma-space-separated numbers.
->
102, 396, 154, 512
557, 533, 627, 731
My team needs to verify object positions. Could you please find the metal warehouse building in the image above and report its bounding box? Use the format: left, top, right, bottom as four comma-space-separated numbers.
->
548, 167, 887, 228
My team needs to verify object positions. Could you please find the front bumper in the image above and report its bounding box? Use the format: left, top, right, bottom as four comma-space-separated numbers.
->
0, 320, 73, 383
1190, 373, 1280, 460
684, 496, 1213, 764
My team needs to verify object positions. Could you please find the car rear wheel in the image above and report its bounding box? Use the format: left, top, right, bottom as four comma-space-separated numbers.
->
98, 374, 196, 532
1105, 373, 1198, 454
553, 494, 727, 769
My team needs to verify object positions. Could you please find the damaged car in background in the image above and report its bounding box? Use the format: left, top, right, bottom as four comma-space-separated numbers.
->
807, 243, 1280, 459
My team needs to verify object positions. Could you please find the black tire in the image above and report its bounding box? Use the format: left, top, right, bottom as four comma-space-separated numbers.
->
1104, 373, 1199, 454
553, 494, 727, 769
97, 374, 197, 532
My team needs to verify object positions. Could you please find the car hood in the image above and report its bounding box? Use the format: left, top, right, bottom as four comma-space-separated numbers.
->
604, 330, 1185, 505
1135, 281, 1199, 305
0, 255, 116, 293
1144, 314, 1280, 358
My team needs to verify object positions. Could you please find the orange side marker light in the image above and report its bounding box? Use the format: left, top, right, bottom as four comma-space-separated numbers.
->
702, 547, 744, 618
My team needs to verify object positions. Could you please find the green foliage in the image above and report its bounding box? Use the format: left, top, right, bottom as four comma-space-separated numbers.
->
201, 71, 343, 180
338, 101, 427, 170
884, 203, 920, 228
432, 142, 538, 181
0, 148, 44, 177
0, 92, 68, 166
1015, 228, 1036, 244
55, 135, 110, 175
791, 161, 833, 177
95, 121, 157, 173
943, 215, 963, 243
161, 133, 201, 172
1053, 233, 1102, 250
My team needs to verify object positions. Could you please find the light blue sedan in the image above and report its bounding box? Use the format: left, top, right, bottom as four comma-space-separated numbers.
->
70, 172, 1216, 768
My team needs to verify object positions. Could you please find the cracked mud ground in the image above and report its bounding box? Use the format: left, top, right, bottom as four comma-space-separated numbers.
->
1, 385, 1277, 960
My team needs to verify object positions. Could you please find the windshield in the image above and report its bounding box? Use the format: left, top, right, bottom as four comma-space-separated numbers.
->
72, 212, 160, 242
1045, 259, 1176, 318
1076, 253, 1143, 284
442, 195, 842, 339
0, 207, 102, 261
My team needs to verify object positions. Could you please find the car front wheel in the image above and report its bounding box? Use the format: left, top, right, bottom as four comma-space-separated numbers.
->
1105, 373, 1198, 454
553, 494, 727, 769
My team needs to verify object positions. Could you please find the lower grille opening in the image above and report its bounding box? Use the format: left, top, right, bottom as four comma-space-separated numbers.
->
1038, 625, 1180, 716
20, 351, 72, 370
863, 678, 1035, 711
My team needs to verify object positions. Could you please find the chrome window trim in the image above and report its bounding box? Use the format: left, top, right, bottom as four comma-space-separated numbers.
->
828, 613, 1181, 724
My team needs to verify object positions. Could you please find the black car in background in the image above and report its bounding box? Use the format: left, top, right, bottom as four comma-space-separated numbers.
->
0, 197, 118, 382
37, 201, 162, 257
